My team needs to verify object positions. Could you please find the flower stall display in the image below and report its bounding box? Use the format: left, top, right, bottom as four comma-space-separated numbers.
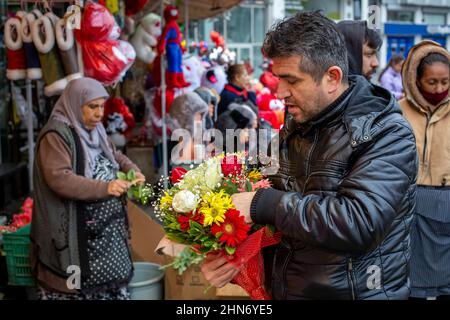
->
0, 197, 33, 233
151, 154, 281, 300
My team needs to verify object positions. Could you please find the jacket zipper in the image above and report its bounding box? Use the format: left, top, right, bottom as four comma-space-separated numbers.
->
281, 243, 293, 300
423, 114, 430, 164
303, 130, 319, 193
347, 258, 356, 300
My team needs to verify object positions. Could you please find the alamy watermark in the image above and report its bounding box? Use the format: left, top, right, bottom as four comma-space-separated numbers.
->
367, 5, 382, 31
66, 265, 81, 290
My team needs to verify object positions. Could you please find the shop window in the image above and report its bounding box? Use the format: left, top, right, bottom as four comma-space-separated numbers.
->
227, 6, 251, 43
302, 0, 340, 20
423, 13, 446, 25
254, 7, 266, 43
387, 11, 414, 23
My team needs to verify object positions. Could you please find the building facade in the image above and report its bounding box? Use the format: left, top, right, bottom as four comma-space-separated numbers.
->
191, 0, 450, 77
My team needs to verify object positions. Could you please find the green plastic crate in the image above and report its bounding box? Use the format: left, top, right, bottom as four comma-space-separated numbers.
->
2, 224, 35, 286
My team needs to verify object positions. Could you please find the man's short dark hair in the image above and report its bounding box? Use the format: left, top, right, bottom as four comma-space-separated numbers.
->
262, 11, 348, 83
365, 27, 382, 50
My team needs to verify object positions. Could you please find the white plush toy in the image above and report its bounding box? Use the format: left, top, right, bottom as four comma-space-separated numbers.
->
201, 65, 227, 94
129, 13, 161, 64
182, 55, 205, 92
106, 112, 128, 148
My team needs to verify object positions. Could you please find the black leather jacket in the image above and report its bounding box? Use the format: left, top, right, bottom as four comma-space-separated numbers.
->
251, 76, 418, 300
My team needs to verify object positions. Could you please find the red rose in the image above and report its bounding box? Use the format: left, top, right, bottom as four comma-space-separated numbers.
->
170, 167, 187, 184
221, 155, 243, 177
177, 212, 204, 232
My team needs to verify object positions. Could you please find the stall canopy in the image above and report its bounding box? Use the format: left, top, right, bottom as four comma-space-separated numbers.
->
145, 0, 244, 21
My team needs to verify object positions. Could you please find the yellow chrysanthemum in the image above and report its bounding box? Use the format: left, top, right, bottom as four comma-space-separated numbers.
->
159, 192, 173, 211
248, 169, 263, 181
199, 190, 234, 226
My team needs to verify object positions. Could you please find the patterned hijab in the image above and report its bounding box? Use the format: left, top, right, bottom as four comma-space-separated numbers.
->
50, 77, 118, 178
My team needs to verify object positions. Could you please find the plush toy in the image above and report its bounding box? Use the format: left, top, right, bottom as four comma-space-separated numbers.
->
201, 65, 227, 94
55, 13, 81, 82
182, 55, 205, 92
4, 12, 27, 80
209, 31, 236, 66
32, 12, 67, 96
130, 13, 161, 64
156, 5, 189, 89
259, 59, 279, 95
103, 96, 135, 148
76, 2, 136, 85
103, 96, 135, 134
125, 0, 148, 16
210, 31, 225, 48
257, 88, 284, 129
21, 9, 42, 80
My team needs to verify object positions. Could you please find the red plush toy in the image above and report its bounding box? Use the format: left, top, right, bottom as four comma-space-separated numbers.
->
125, 0, 149, 16
75, 2, 135, 85
257, 89, 285, 129
103, 97, 135, 136
259, 60, 279, 95
210, 31, 225, 48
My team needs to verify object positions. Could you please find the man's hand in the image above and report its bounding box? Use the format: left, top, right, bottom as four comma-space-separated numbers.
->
107, 179, 131, 197
201, 252, 240, 288
231, 191, 256, 224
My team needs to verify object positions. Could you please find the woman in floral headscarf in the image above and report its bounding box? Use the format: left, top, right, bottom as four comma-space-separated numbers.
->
31, 78, 145, 300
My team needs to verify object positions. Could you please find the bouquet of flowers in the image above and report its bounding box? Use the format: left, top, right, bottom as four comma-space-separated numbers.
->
153, 153, 281, 299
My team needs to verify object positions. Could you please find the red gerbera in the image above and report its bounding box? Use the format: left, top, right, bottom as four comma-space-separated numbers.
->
177, 212, 204, 232
211, 209, 250, 247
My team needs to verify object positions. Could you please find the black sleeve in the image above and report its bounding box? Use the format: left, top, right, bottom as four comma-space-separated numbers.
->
250, 120, 418, 255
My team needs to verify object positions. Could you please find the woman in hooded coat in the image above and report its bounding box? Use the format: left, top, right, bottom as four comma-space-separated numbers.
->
399, 40, 450, 300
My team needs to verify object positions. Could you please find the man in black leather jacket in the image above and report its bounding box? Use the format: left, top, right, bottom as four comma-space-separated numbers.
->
201, 11, 418, 300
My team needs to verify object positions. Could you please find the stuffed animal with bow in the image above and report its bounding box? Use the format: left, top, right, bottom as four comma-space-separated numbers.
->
75, 2, 135, 85
130, 13, 161, 64
103, 96, 135, 149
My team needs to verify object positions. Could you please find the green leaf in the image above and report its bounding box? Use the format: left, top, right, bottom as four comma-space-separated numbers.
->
189, 220, 203, 231
138, 184, 143, 198
127, 189, 134, 199
127, 169, 136, 181
225, 245, 236, 255
163, 247, 206, 275
245, 180, 253, 192
266, 224, 276, 234
117, 171, 127, 180
203, 240, 215, 248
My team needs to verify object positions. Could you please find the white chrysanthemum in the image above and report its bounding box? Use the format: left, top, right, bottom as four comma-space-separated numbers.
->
204, 158, 222, 189
172, 190, 199, 213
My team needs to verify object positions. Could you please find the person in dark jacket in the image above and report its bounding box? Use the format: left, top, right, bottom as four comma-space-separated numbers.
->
217, 64, 257, 116
216, 102, 258, 153
337, 20, 382, 81
201, 11, 418, 300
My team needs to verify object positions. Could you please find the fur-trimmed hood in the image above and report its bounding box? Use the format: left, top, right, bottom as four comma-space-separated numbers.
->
169, 92, 209, 135
402, 40, 450, 113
